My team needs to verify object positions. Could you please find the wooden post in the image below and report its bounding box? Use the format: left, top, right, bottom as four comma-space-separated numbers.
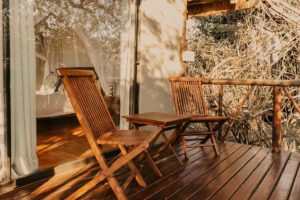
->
272, 86, 282, 153
218, 85, 223, 140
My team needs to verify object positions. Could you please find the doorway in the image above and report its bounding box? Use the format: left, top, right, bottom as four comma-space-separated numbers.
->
33, 0, 130, 169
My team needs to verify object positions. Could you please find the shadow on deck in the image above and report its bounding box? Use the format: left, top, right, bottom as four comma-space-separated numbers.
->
1, 141, 300, 200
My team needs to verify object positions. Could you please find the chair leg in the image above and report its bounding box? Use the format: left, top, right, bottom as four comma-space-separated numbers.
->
145, 151, 163, 177
161, 132, 183, 166
180, 136, 188, 159
107, 176, 128, 200
210, 134, 219, 156
66, 171, 126, 200
122, 173, 135, 190
118, 145, 147, 187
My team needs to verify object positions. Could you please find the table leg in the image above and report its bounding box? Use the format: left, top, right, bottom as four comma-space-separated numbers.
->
180, 136, 188, 159
164, 121, 190, 147
152, 124, 182, 155
131, 123, 139, 130
145, 151, 162, 177
160, 131, 183, 166
131, 122, 163, 176
151, 122, 189, 162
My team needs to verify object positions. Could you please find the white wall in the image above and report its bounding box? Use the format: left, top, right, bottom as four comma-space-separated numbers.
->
139, 0, 185, 113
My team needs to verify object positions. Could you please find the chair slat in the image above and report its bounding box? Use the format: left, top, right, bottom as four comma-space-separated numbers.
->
66, 76, 115, 138
171, 78, 208, 116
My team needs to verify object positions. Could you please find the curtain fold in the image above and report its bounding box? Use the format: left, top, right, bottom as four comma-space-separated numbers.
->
0, 71, 5, 182
0, 58, 5, 182
73, 28, 110, 93
119, 0, 136, 129
0, 0, 7, 182
10, 0, 38, 177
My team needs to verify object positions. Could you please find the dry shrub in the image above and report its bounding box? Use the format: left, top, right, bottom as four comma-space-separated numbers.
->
186, 0, 300, 151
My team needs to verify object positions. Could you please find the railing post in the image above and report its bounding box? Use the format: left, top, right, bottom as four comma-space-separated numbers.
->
272, 86, 282, 153
218, 85, 223, 140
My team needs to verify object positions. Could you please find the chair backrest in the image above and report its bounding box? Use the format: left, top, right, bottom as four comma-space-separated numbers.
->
57, 68, 116, 139
169, 77, 208, 116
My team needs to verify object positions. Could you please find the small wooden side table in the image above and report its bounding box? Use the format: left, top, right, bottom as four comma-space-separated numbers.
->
123, 112, 190, 175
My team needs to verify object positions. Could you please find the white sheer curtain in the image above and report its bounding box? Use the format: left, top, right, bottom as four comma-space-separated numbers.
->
10, 0, 38, 177
119, 0, 137, 129
73, 28, 110, 93
0, 0, 7, 182
0, 68, 5, 181
0, 57, 5, 182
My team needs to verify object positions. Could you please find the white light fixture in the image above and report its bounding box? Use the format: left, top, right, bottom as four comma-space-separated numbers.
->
182, 50, 195, 62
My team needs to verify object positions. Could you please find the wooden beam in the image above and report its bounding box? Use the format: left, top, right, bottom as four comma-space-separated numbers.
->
169, 77, 300, 86
200, 78, 300, 87
224, 85, 254, 139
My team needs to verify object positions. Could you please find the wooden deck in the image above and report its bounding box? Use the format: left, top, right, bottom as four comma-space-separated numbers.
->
1, 141, 300, 200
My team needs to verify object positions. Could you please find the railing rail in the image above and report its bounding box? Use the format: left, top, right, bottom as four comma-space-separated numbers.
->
201, 78, 300, 86
200, 78, 300, 153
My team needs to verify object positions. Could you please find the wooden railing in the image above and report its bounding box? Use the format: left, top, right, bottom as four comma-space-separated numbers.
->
200, 78, 300, 153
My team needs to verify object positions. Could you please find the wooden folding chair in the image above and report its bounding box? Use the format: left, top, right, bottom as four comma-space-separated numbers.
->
57, 68, 161, 200
169, 77, 229, 157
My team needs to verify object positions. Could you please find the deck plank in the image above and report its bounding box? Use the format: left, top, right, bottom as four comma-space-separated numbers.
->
128, 142, 237, 200
188, 146, 262, 200
1, 142, 300, 200
230, 151, 285, 200
250, 151, 291, 200
85, 141, 213, 199
288, 153, 300, 200
0, 163, 98, 200
168, 144, 255, 200
147, 143, 249, 200
85, 140, 218, 200
70, 141, 199, 199
269, 158, 299, 200
206, 147, 270, 200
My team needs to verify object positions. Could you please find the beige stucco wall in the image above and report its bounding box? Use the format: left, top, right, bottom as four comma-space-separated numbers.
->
139, 0, 185, 113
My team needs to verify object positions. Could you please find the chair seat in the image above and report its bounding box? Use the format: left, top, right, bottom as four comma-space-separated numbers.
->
190, 115, 229, 122
97, 130, 154, 146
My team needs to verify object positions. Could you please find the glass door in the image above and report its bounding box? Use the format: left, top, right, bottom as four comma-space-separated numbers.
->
33, 0, 131, 169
